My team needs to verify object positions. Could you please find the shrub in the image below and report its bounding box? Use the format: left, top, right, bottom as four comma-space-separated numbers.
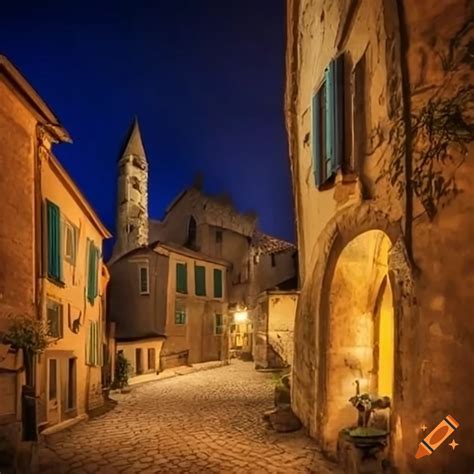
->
114, 352, 131, 389
0, 314, 50, 353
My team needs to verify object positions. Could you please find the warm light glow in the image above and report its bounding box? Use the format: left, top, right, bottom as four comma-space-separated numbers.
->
234, 311, 248, 323
378, 280, 394, 398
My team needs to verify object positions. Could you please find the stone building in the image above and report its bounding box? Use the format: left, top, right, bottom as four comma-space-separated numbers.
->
0, 55, 111, 466
109, 121, 298, 367
109, 241, 229, 380
0, 54, 68, 468
285, 1, 473, 473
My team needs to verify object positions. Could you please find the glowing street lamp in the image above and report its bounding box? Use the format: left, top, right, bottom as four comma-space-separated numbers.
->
234, 311, 248, 323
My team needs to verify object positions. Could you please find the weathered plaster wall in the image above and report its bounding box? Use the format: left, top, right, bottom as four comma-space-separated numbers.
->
0, 79, 37, 326
108, 249, 169, 339
256, 250, 296, 291
117, 338, 164, 378
38, 153, 109, 422
286, 0, 474, 471
163, 251, 228, 364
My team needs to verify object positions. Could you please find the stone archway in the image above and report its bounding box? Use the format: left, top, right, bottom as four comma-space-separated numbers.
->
322, 230, 394, 452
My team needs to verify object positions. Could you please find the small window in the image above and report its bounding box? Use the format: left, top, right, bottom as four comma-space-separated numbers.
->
215, 314, 224, 335
136, 348, 143, 374
187, 216, 197, 248
176, 262, 188, 294
48, 359, 57, 401
86, 321, 102, 366
139, 265, 149, 294
195, 265, 206, 296
213, 268, 223, 298
47, 300, 63, 338
271, 254, 276, 267
216, 230, 223, 244
64, 220, 78, 265
175, 306, 186, 325
147, 348, 156, 370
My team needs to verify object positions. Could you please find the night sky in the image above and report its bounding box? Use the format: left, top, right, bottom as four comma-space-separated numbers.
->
2, 1, 293, 257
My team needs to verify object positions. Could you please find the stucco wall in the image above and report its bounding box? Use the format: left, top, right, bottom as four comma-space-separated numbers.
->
164, 251, 228, 364
0, 79, 37, 326
109, 249, 169, 339
117, 338, 164, 378
256, 250, 296, 291
286, 0, 474, 472
37, 154, 108, 423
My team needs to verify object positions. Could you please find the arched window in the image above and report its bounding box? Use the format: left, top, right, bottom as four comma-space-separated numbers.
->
187, 216, 197, 248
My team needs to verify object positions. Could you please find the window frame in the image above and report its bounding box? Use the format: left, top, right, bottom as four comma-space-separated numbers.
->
63, 219, 78, 265
215, 313, 224, 335
46, 299, 63, 339
175, 305, 187, 325
138, 264, 150, 295
176, 262, 188, 294
213, 268, 223, 298
194, 264, 206, 297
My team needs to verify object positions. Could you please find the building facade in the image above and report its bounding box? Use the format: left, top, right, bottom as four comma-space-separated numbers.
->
109, 241, 229, 379
37, 147, 111, 431
0, 56, 71, 466
285, 1, 473, 472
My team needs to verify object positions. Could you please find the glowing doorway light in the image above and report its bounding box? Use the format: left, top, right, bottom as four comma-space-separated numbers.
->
234, 311, 248, 323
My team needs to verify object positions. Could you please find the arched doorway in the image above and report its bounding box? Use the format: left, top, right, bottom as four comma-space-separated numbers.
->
322, 230, 394, 453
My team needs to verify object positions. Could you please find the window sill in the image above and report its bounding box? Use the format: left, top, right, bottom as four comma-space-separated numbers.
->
46, 276, 65, 288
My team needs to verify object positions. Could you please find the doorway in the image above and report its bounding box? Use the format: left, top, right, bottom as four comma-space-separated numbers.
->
322, 230, 395, 452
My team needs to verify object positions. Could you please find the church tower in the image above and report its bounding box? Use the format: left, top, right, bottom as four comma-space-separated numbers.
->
111, 118, 149, 261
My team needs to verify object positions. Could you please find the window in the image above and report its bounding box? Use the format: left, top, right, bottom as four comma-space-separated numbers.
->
311, 55, 345, 187
176, 262, 188, 294
48, 359, 57, 401
216, 230, 222, 244
148, 348, 156, 370
47, 300, 63, 338
87, 240, 99, 304
195, 265, 206, 296
64, 220, 78, 265
271, 254, 276, 267
67, 358, 76, 410
136, 348, 143, 374
86, 321, 102, 366
187, 216, 197, 248
213, 268, 223, 298
139, 265, 149, 294
175, 306, 186, 325
215, 314, 224, 335
46, 200, 62, 281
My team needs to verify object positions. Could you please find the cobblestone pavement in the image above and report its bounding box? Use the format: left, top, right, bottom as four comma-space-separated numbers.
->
39, 361, 341, 473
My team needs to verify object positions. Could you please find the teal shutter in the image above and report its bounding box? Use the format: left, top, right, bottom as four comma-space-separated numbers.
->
311, 93, 322, 186
47, 201, 61, 280
213, 269, 223, 298
195, 265, 206, 296
325, 62, 335, 179
334, 55, 345, 171
176, 263, 188, 294
87, 241, 98, 304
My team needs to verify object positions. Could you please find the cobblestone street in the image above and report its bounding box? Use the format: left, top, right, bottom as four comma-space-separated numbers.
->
39, 361, 340, 473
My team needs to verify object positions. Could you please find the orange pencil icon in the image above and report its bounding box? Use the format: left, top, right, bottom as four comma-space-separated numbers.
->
415, 415, 459, 459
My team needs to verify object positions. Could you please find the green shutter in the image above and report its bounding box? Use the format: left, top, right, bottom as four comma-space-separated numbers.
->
325, 62, 335, 179
334, 54, 345, 172
176, 263, 188, 294
87, 241, 98, 304
213, 269, 223, 298
47, 201, 61, 280
195, 265, 206, 296
311, 92, 322, 186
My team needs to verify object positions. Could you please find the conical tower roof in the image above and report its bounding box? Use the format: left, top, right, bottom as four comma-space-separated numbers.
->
118, 117, 146, 160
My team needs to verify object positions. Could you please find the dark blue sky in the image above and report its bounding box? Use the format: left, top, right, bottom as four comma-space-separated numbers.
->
2, 1, 293, 254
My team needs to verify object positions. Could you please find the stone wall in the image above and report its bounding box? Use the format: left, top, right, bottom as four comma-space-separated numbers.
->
285, 0, 474, 472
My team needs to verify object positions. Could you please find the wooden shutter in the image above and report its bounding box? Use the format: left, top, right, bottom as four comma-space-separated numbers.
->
334, 54, 345, 172
311, 93, 322, 186
213, 269, 223, 298
87, 242, 99, 304
195, 265, 206, 296
325, 62, 335, 179
176, 263, 187, 293
47, 201, 61, 280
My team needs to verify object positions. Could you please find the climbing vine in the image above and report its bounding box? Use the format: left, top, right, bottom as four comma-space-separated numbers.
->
386, 86, 473, 219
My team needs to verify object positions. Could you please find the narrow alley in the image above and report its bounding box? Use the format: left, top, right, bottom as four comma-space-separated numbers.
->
39, 362, 340, 474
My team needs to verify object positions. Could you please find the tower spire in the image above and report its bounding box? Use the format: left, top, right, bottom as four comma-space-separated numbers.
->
111, 117, 149, 261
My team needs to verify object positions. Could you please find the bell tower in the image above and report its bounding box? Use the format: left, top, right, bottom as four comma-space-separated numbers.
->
111, 117, 149, 261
